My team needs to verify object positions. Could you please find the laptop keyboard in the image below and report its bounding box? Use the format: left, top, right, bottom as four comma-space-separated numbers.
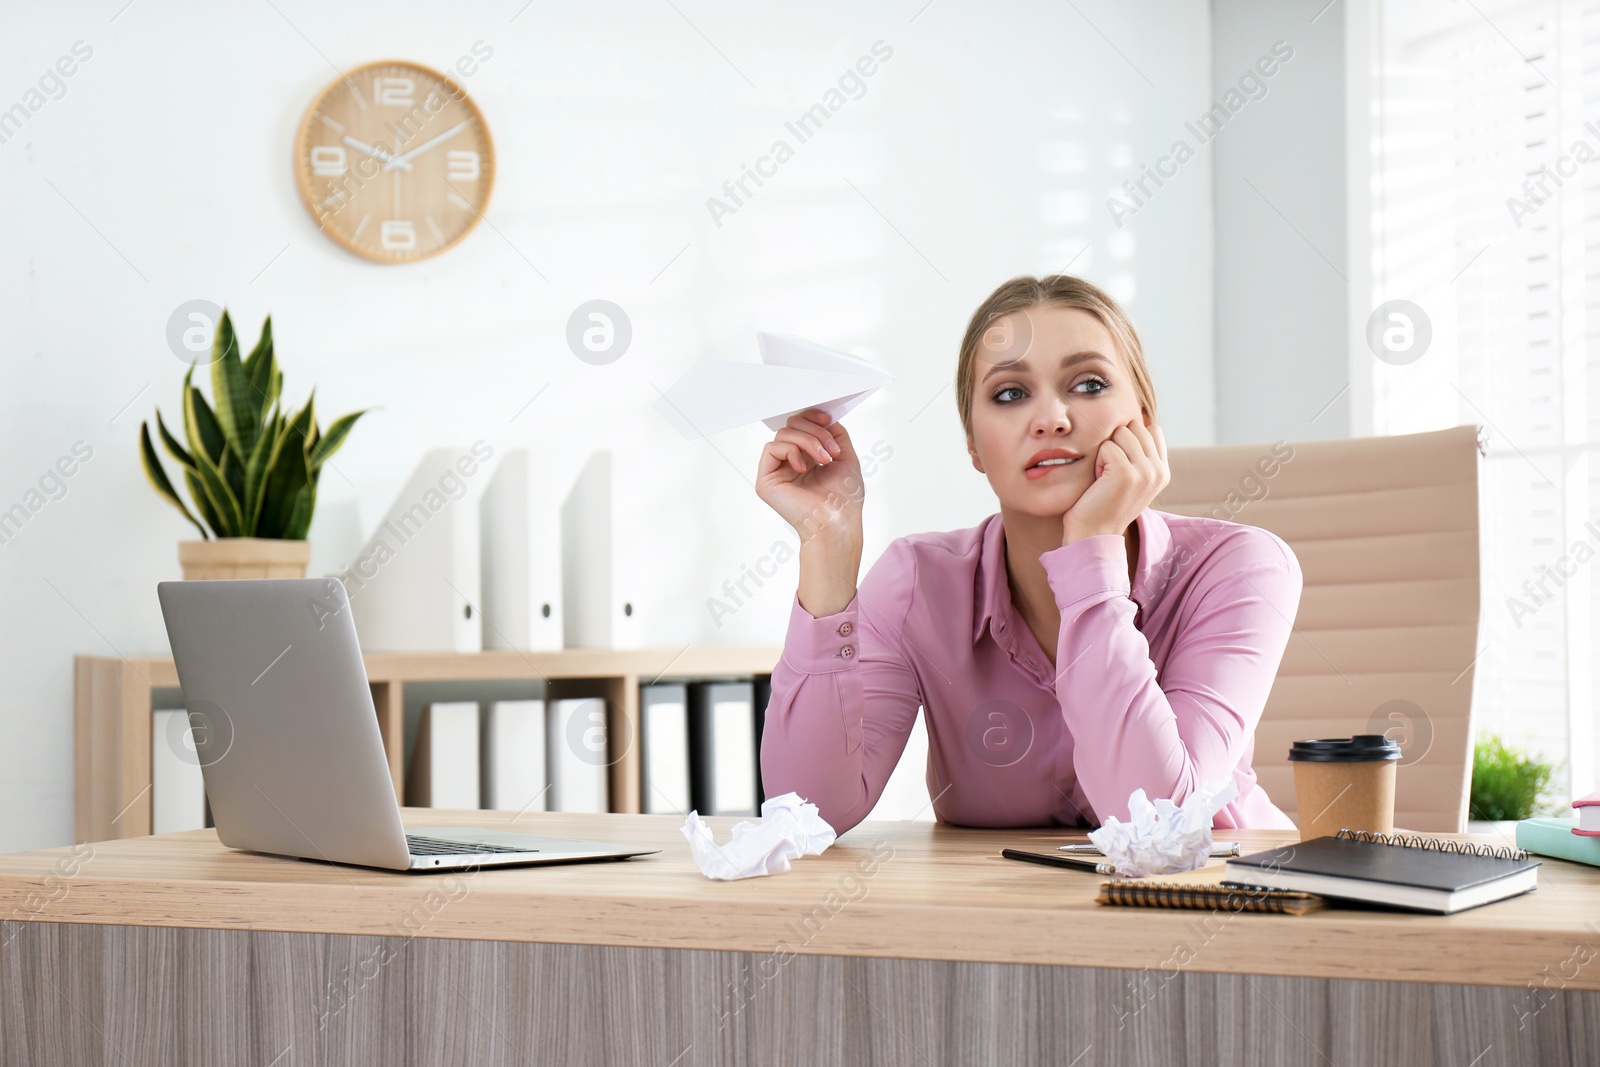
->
405, 834, 539, 856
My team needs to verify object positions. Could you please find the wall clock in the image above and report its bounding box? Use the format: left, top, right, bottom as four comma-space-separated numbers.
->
292, 60, 495, 263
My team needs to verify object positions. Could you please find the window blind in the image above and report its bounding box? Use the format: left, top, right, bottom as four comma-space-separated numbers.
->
1369, 0, 1600, 801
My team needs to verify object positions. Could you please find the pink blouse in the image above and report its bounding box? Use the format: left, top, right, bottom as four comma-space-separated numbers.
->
759, 507, 1302, 837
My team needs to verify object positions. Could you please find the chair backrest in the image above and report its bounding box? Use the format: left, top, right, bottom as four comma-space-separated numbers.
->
1154, 424, 1486, 833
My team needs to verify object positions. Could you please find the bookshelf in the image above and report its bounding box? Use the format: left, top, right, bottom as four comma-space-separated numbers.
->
73, 647, 781, 843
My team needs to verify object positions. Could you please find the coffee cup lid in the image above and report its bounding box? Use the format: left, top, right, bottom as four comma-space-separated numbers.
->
1288, 734, 1402, 762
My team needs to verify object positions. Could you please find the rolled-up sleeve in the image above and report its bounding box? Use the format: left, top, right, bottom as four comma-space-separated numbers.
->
1043, 530, 1302, 824
759, 540, 923, 836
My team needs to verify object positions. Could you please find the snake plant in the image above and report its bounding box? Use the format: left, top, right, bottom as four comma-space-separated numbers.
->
139, 311, 367, 540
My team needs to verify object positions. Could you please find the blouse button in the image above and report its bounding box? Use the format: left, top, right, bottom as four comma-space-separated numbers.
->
840, 644, 855, 659
837, 622, 853, 636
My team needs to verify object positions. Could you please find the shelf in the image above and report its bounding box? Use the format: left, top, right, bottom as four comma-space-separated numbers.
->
73, 647, 782, 843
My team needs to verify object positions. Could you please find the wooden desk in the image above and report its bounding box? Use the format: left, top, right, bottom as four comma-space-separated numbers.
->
2, 813, 1595, 1066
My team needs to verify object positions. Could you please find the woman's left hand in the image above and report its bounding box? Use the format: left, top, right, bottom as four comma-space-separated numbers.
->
1061, 416, 1170, 545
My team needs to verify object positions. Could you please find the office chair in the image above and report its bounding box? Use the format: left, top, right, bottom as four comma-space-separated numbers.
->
1156, 423, 1487, 833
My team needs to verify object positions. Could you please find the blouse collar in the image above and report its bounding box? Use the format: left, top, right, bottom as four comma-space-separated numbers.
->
971, 507, 1174, 645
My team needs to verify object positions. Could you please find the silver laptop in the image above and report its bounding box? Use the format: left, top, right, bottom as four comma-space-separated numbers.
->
156, 576, 659, 872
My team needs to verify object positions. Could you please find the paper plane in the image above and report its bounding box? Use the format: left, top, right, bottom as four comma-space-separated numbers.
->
652, 332, 893, 440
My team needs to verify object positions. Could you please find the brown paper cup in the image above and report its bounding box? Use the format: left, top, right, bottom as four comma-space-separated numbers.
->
1292, 759, 1397, 841
1288, 734, 1401, 841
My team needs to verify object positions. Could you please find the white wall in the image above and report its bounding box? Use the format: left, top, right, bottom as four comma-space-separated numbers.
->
1211, 0, 1353, 444
0, 0, 1217, 852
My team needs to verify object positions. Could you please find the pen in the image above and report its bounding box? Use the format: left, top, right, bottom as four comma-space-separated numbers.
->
1057, 841, 1242, 857
999, 848, 1117, 875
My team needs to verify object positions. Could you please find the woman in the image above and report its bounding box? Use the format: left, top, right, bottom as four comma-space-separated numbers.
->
754, 274, 1301, 837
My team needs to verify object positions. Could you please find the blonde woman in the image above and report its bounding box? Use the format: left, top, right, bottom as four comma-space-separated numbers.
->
754, 274, 1301, 836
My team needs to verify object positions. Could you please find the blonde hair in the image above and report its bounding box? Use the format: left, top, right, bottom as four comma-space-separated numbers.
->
955, 274, 1157, 440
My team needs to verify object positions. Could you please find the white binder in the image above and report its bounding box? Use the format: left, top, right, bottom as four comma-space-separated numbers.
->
152, 708, 207, 834
547, 697, 610, 813
479, 450, 565, 652
406, 702, 481, 809
344, 446, 487, 652
640, 683, 690, 814
560, 450, 647, 649
480, 699, 548, 812
688, 681, 758, 817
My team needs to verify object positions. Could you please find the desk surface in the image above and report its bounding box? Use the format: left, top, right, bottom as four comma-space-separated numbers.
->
2, 810, 1592, 990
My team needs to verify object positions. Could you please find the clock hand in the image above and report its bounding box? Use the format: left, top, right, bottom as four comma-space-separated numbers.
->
382, 119, 472, 170
342, 135, 412, 172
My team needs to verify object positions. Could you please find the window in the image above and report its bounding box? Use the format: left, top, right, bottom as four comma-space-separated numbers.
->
1365, 0, 1600, 800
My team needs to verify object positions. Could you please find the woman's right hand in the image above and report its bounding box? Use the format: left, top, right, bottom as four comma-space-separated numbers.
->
755, 408, 864, 538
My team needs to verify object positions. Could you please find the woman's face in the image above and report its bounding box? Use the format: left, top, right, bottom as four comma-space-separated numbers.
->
966, 303, 1147, 518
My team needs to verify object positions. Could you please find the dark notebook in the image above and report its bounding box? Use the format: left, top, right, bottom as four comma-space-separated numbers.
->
1223, 829, 1541, 914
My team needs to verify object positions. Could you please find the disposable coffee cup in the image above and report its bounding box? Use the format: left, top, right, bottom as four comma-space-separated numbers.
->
1288, 734, 1400, 841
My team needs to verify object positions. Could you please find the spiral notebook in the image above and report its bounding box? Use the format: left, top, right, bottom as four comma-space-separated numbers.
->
1094, 862, 1327, 915
1222, 829, 1540, 915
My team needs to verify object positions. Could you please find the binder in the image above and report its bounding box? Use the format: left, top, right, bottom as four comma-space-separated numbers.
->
687, 681, 758, 817
344, 446, 487, 652
479, 450, 565, 652
480, 699, 547, 812
753, 676, 771, 806
640, 683, 690, 814
548, 697, 610, 813
560, 451, 641, 649
152, 708, 207, 834
407, 702, 481, 808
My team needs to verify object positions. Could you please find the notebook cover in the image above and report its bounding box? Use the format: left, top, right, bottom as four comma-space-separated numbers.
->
1228, 835, 1539, 892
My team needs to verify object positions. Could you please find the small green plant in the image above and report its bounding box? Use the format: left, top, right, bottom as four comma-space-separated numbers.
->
139, 311, 367, 539
1469, 733, 1561, 821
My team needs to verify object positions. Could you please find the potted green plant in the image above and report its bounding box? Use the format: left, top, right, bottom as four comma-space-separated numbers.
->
1468, 732, 1562, 832
139, 310, 367, 579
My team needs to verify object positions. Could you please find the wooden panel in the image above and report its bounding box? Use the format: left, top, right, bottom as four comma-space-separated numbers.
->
4, 815, 1598, 989
73, 656, 110, 844
369, 681, 404, 801
361, 646, 781, 683
74, 650, 782, 688
118, 663, 154, 841
1, 921, 1595, 1066
74, 657, 162, 843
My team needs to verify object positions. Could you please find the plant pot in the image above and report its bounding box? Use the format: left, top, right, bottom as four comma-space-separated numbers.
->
179, 538, 310, 580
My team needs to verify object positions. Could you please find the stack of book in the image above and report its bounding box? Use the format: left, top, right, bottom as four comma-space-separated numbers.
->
1515, 789, 1600, 868
1086, 829, 1542, 916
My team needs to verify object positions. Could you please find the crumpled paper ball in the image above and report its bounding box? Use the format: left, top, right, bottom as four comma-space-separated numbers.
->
680, 791, 837, 880
1087, 775, 1241, 877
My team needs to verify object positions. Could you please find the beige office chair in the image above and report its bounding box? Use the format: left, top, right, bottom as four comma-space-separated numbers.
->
1154, 424, 1487, 833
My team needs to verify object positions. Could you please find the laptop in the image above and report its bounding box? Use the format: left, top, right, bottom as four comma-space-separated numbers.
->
156, 576, 659, 872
